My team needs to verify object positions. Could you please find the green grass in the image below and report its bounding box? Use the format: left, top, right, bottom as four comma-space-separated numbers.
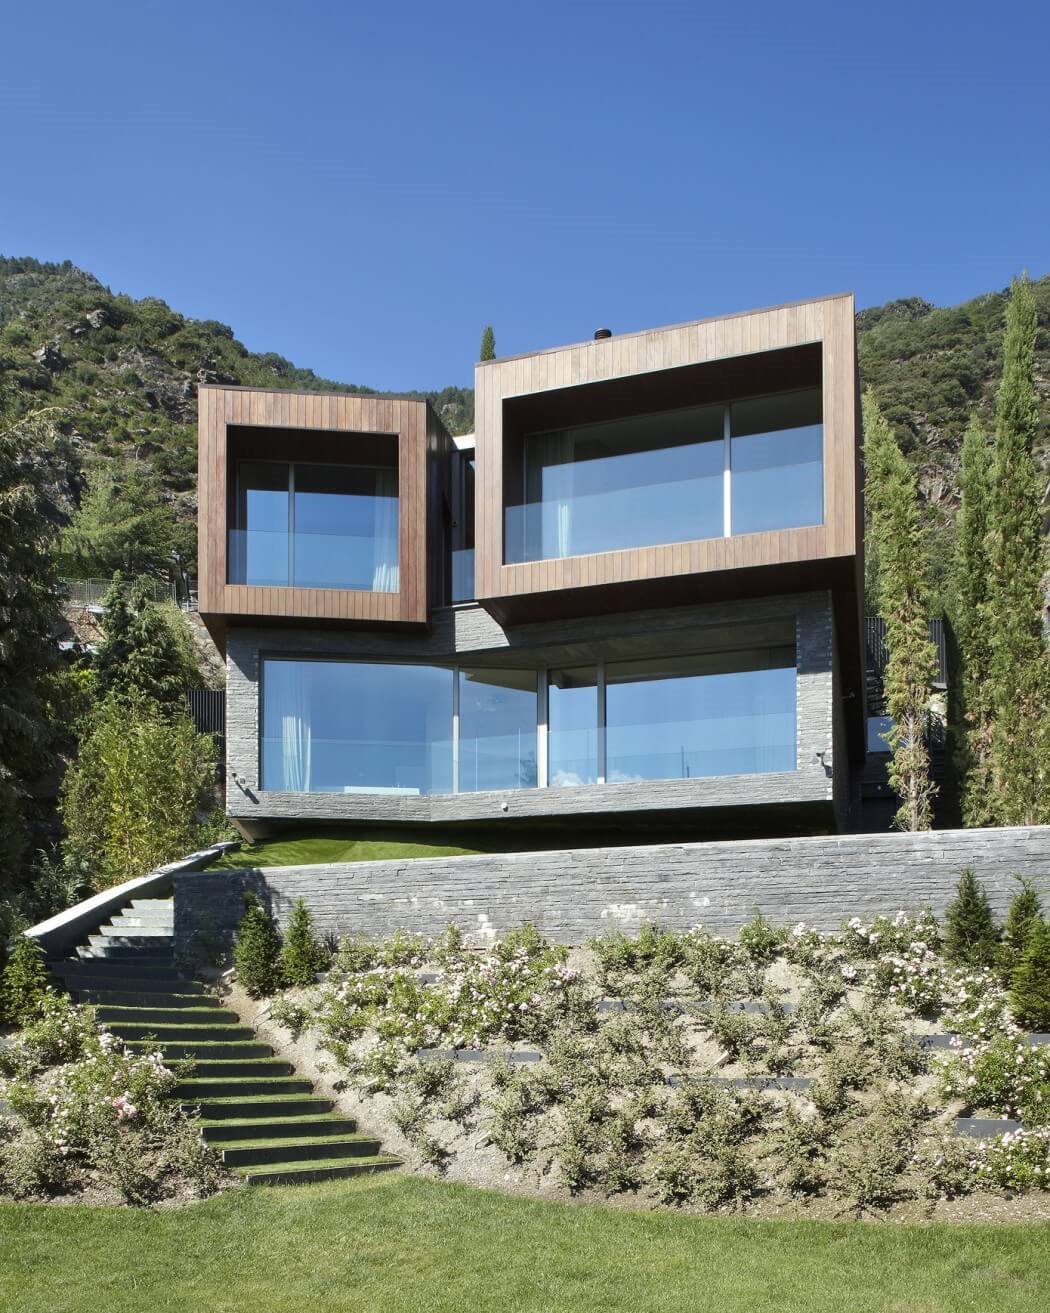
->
206, 831, 482, 870
1, 1174, 1047, 1313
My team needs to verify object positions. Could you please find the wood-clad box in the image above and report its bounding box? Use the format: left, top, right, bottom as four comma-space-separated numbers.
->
473, 293, 862, 625
197, 387, 449, 644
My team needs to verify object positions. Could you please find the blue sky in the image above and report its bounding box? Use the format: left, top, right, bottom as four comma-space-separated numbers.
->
2, 1, 1046, 391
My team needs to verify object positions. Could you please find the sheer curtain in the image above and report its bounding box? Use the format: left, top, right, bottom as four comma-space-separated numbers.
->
268, 662, 313, 792
526, 431, 574, 559
371, 469, 399, 592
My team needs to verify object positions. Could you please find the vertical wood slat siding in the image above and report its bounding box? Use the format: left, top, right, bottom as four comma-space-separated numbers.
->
197, 387, 440, 626
473, 293, 860, 606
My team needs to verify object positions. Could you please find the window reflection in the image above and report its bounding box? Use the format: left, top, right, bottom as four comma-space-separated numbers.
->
548, 667, 599, 786
458, 669, 537, 792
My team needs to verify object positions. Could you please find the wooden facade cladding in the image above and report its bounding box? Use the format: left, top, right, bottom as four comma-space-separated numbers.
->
473, 293, 861, 619
197, 387, 445, 638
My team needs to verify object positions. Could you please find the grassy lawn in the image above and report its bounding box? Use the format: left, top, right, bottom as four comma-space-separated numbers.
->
207, 831, 481, 869
1, 1175, 1047, 1313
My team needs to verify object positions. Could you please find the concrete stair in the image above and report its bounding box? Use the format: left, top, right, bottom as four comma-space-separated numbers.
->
52, 896, 400, 1187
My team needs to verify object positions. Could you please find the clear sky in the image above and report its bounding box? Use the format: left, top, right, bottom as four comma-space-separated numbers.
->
2, 0, 1046, 391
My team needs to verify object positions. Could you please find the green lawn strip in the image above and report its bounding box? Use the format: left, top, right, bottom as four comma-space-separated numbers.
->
232, 1155, 401, 1177
217, 1134, 379, 1152
1, 1175, 1047, 1313
206, 831, 482, 870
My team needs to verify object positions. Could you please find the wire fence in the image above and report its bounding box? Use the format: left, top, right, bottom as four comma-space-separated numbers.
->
61, 577, 199, 610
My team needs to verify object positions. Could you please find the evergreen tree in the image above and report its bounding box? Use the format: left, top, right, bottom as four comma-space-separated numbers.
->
950, 415, 996, 826
479, 325, 496, 362
94, 575, 200, 709
234, 892, 284, 998
943, 868, 1000, 968
0, 411, 62, 887
280, 897, 331, 986
1000, 876, 1043, 972
1010, 917, 1050, 1031
863, 390, 939, 830
0, 935, 51, 1027
986, 277, 1050, 825
57, 460, 183, 580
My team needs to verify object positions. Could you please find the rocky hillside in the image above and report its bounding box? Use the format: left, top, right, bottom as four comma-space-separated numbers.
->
1, 255, 1046, 579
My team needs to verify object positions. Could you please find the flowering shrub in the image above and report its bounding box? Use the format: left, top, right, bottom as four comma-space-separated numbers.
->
972, 1126, 1050, 1191
842, 909, 941, 961
939, 1033, 1050, 1124
0, 993, 221, 1204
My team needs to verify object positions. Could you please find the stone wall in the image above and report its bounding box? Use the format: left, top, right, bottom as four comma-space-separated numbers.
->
175, 824, 1050, 960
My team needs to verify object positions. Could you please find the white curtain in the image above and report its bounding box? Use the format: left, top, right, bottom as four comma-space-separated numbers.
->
269, 662, 313, 792
527, 431, 574, 559
371, 469, 399, 592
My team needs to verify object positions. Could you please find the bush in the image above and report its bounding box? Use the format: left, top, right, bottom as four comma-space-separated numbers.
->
944, 869, 1000, 968
280, 899, 331, 986
0, 937, 51, 1027
234, 893, 283, 998
1000, 878, 1044, 978
1010, 919, 1050, 1032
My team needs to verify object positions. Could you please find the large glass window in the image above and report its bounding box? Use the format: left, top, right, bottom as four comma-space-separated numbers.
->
458, 669, 537, 792
230, 458, 399, 591
731, 389, 823, 535
507, 405, 724, 563
261, 660, 452, 795
605, 649, 796, 782
548, 667, 599, 787
505, 387, 823, 562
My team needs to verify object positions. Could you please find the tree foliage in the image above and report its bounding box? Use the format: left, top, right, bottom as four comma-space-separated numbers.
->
57, 461, 188, 580
1001, 877, 1043, 975
944, 868, 1000, 969
0, 935, 51, 1027
234, 892, 284, 998
1010, 917, 1050, 1031
985, 278, 1050, 826
863, 390, 939, 831
280, 897, 331, 986
60, 693, 216, 890
0, 410, 63, 886
93, 574, 200, 708
479, 325, 496, 362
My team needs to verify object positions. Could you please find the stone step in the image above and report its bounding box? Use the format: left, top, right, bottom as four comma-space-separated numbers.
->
189, 1095, 334, 1120
174, 1076, 314, 1099
956, 1117, 1023, 1138
107, 918, 174, 931
129, 899, 174, 911
189, 1059, 295, 1078
94, 1005, 240, 1026
74, 990, 220, 1009
220, 1134, 382, 1168
126, 1040, 274, 1060
96, 924, 175, 939
200, 1115, 358, 1143
77, 945, 176, 963
238, 1155, 401, 1187
54, 963, 199, 987
106, 1022, 255, 1042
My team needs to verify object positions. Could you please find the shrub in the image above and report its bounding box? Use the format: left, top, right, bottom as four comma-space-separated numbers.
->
939, 1032, 1050, 1123
0, 937, 51, 1027
280, 898, 331, 986
1010, 919, 1050, 1032
737, 912, 788, 965
1002, 878, 1043, 961
233, 893, 283, 998
0, 992, 96, 1077
944, 869, 1000, 968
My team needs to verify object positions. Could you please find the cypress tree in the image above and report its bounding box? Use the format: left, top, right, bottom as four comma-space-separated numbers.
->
1000, 876, 1043, 974
950, 415, 996, 826
863, 390, 939, 830
280, 897, 331, 986
234, 892, 284, 997
479, 326, 496, 362
95, 575, 200, 710
943, 868, 1000, 968
0, 411, 62, 887
986, 277, 1050, 825
1010, 918, 1050, 1031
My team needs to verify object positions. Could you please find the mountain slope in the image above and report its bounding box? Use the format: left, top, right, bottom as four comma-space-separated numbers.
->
1, 255, 1046, 579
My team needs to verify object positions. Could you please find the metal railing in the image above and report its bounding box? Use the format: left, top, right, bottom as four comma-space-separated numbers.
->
61, 577, 199, 611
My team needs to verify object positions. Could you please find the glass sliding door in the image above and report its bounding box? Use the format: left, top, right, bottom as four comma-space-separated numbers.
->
548, 667, 599, 786
458, 668, 538, 792
232, 461, 290, 585
605, 649, 796, 782
730, 388, 823, 535
261, 659, 453, 795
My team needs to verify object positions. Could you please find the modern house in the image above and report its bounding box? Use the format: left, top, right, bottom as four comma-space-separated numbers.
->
198, 293, 866, 844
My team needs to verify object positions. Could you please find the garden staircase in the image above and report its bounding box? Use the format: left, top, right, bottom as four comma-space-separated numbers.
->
51, 898, 401, 1186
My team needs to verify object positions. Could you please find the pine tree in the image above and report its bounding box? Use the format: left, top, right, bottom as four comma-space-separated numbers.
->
479, 326, 496, 362
0, 411, 62, 887
1000, 876, 1043, 973
943, 868, 1000, 968
1010, 917, 1050, 1031
280, 898, 331, 986
986, 277, 1050, 825
94, 575, 200, 710
0, 935, 52, 1027
863, 390, 939, 830
950, 415, 996, 825
234, 892, 284, 998
57, 459, 182, 580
